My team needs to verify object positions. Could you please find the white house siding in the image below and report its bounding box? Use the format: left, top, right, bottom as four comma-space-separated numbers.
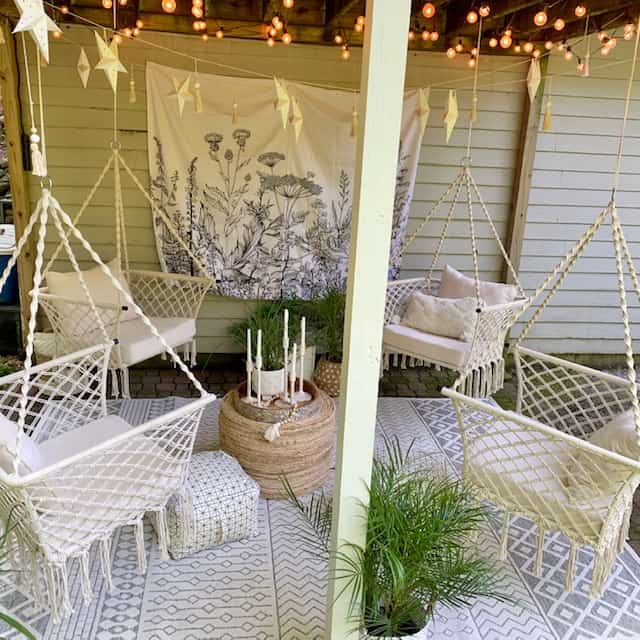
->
518, 39, 640, 354
22, 26, 526, 352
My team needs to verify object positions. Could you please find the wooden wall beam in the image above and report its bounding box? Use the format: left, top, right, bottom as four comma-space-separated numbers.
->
0, 20, 35, 345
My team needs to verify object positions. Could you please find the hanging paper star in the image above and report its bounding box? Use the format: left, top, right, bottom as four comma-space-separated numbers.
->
417, 87, 431, 136
167, 75, 194, 116
12, 0, 60, 63
77, 47, 90, 88
94, 31, 126, 94
289, 96, 303, 141
527, 58, 541, 103
273, 77, 290, 129
443, 89, 458, 144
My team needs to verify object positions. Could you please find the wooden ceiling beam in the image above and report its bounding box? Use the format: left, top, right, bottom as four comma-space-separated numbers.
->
445, 0, 539, 37
324, 0, 361, 36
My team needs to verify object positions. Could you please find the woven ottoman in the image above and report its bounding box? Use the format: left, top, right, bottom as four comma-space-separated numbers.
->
164, 451, 260, 560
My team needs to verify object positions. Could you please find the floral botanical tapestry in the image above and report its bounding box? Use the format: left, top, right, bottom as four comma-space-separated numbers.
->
146, 62, 425, 299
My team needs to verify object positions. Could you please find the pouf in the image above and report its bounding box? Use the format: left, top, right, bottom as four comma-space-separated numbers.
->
164, 451, 260, 559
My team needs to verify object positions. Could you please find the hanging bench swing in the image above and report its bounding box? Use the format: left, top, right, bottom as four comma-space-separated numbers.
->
444, 23, 640, 597
383, 25, 529, 398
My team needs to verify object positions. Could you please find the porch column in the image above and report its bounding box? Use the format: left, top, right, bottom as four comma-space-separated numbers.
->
325, 1, 411, 638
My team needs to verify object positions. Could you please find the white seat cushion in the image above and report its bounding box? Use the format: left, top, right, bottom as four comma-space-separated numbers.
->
383, 323, 469, 368
39, 414, 132, 467
0, 414, 42, 475
116, 316, 196, 366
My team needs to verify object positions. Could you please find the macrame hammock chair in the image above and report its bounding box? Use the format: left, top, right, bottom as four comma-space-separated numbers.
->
444, 23, 640, 598
0, 39, 215, 623
383, 22, 528, 398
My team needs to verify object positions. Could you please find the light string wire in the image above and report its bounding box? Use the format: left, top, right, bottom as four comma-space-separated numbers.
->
465, 14, 483, 159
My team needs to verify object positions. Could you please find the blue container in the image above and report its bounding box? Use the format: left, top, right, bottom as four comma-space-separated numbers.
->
0, 225, 17, 304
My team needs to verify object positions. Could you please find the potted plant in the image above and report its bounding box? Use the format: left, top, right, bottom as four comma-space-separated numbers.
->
229, 300, 303, 397
306, 288, 345, 397
0, 508, 36, 639
286, 439, 507, 638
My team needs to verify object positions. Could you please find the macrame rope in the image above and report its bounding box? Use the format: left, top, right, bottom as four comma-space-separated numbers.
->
36, 53, 47, 172
464, 168, 482, 307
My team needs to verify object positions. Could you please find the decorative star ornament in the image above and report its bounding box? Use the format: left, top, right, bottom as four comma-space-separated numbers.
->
77, 47, 91, 88
12, 0, 60, 63
289, 96, 303, 141
167, 75, 194, 116
273, 77, 290, 129
527, 58, 541, 103
443, 89, 458, 144
417, 87, 431, 136
94, 31, 126, 94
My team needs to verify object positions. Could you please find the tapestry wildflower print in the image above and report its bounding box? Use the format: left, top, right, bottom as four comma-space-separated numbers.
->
147, 62, 426, 299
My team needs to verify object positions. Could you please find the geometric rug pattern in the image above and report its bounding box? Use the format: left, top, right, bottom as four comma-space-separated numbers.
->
1, 397, 640, 639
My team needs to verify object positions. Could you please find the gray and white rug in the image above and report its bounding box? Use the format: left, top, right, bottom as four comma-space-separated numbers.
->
2, 397, 640, 640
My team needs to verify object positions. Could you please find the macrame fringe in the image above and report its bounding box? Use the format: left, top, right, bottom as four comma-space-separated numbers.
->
79, 551, 93, 606
135, 517, 147, 575
565, 542, 578, 592
45, 564, 61, 625
30, 551, 46, 611
591, 545, 616, 598
100, 537, 114, 593
460, 359, 505, 398
177, 488, 194, 552
155, 509, 170, 560
191, 338, 197, 367
29, 129, 47, 178
59, 560, 73, 618
535, 527, 546, 577
110, 368, 120, 398
499, 511, 510, 561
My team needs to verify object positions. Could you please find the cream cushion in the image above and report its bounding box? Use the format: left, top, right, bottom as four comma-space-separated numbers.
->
115, 316, 196, 365
438, 264, 519, 307
46, 258, 137, 322
466, 416, 612, 541
383, 323, 469, 368
0, 414, 42, 475
401, 291, 477, 341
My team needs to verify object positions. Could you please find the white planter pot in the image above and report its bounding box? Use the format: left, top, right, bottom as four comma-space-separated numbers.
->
360, 629, 426, 640
252, 367, 285, 398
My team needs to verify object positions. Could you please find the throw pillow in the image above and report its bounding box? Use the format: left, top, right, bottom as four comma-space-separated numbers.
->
0, 414, 42, 475
438, 264, 519, 307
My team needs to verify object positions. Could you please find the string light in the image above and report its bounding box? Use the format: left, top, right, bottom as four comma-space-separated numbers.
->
608, 36, 617, 49
523, 41, 534, 53
341, 43, 350, 60
574, 4, 586, 17
455, 39, 464, 52
52, 29, 62, 38
446, 47, 456, 58
354, 18, 363, 33
534, 10, 548, 27
216, 26, 224, 38
421, 28, 430, 41
533, 48, 541, 58
514, 42, 521, 53
334, 32, 343, 44
267, 36, 275, 47
118, 0, 127, 6
471, 46, 478, 55
135, 19, 143, 28
192, 6, 203, 18
624, 21, 636, 39
356, 15, 365, 26
466, 9, 478, 24
268, 25, 277, 37
132, 27, 140, 36
545, 40, 553, 49
553, 17, 565, 30
489, 36, 498, 48
282, 30, 292, 44
112, 33, 122, 44
101, 0, 112, 8
564, 47, 573, 60
577, 59, 584, 71
422, 2, 436, 18
283, 0, 294, 7
479, 3, 490, 17
597, 30, 607, 40
499, 33, 512, 48
601, 44, 611, 55
468, 55, 476, 67
161, 0, 176, 12
123, 26, 132, 36
60, 4, 68, 13
201, 32, 208, 41
408, 27, 415, 40
430, 31, 439, 41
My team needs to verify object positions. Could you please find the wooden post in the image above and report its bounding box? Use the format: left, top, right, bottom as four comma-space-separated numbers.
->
0, 19, 35, 343
503, 56, 548, 284
324, 1, 411, 639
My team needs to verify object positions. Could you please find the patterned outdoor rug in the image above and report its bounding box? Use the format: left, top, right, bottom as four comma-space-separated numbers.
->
2, 397, 640, 639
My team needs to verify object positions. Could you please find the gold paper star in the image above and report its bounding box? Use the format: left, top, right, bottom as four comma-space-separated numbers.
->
274, 77, 290, 129
443, 89, 458, 144
77, 46, 90, 88
289, 96, 303, 141
12, 0, 60, 63
94, 31, 127, 94
527, 58, 541, 103
167, 75, 194, 116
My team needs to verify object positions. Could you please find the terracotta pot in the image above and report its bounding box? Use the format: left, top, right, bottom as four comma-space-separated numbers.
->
252, 367, 285, 398
314, 357, 342, 397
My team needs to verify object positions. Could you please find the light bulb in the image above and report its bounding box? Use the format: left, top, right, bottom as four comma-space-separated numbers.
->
430, 31, 439, 41
282, 30, 292, 44
471, 46, 478, 55
545, 39, 553, 49
479, 3, 490, 17
356, 15, 365, 26
334, 32, 343, 44
408, 28, 415, 40
216, 27, 224, 38
193, 0, 202, 6
135, 18, 143, 28
283, 0, 294, 7
500, 34, 512, 48
113, 33, 122, 44
489, 36, 498, 47
577, 60, 584, 71
422, 29, 430, 41
601, 44, 611, 55
118, 0, 127, 5
597, 30, 607, 40
575, 4, 586, 17
161, 0, 176, 12
523, 41, 534, 53
534, 10, 548, 27
625, 30, 634, 40
608, 36, 617, 48
505, 27, 512, 36
201, 33, 209, 41
446, 47, 456, 58
191, 6, 203, 17
341, 44, 350, 60
101, 0, 112, 8
467, 10, 478, 24
455, 39, 464, 52
268, 25, 277, 36
468, 56, 476, 67
564, 48, 573, 60
533, 48, 541, 58
553, 18, 565, 30
52, 29, 61, 38
514, 43, 521, 53
132, 27, 140, 36
267, 36, 275, 47
354, 21, 363, 33
60, 4, 68, 13
422, 2, 435, 18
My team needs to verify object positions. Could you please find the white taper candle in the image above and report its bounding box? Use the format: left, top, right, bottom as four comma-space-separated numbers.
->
257, 329, 263, 406
246, 327, 252, 400
299, 316, 306, 392
290, 342, 297, 403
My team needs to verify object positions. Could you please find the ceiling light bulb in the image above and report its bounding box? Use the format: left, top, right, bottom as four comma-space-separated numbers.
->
283, 0, 294, 7
624, 30, 634, 40
446, 47, 456, 58
123, 27, 132, 36
601, 45, 610, 55
408, 28, 415, 40
575, 4, 586, 17
118, 0, 127, 5
356, 15, 365, 26
135, 19, 143, 28
354, 21, 363, 33
467, 10, 478, 24
577, 60, 584, 71
267, 36, 275, 47
489, 36, 498, 47
471, 46, 478, 55
334, 32, 343, 44
430, 31, 439, 41
268, 26, 277, 36
514, 43, 521, 52
545, 39, 553, 49
500, 34, 512, 48
341, 44, 350, 60
132, 27, 140, 36
479, 3, 490, 17
608, 36, 617, 48
201, 33, 208, 41
468, 56, 476, 67
505, 27, 512, 36
533, 48, 541, 58
597, 30, 606, 40
113, 33, 122, 44
422, 2, 435, 18
553, 18, 565, 30
534, 10, 548, 27
523, 41, 534, 53
60, 4, 68, 13
564, 48, 573, 60
191, 6, 203, 17
161, 0, 176, 12
455, 40, 464, 52
215, 27, 224, 38
101, 0, 112, 8
422, 29, 430, 41
282, 30, 292, 44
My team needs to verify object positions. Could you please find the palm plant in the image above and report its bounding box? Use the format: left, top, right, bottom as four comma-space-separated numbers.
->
286, 439, 507, 637
0, 507, 36, 639
305, 288, 345, 363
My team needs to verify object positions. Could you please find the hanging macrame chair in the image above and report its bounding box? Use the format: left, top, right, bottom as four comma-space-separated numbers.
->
444, 22, 640, 598
383, 21, 528, 398
0, 36, 214, 623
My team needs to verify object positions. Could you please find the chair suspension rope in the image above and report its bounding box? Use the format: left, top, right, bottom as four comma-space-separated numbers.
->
464, 168, 482, 307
